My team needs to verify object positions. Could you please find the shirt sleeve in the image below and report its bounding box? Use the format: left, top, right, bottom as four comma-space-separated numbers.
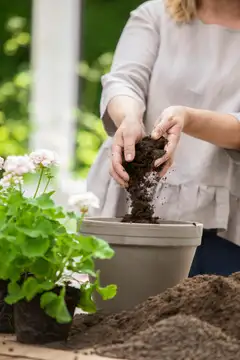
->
225, 113, 240, 163
100, 0, 161, 136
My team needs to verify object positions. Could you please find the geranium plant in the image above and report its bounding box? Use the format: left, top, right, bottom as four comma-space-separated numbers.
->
0, 150, 116, 323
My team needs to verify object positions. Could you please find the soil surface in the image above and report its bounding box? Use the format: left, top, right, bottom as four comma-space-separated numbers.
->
52, 273, 240, 360
100, 315, 240, 360
121, 136, 167, 224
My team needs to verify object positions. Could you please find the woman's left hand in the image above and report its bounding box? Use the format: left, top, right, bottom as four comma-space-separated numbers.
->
151, 106, 189, 177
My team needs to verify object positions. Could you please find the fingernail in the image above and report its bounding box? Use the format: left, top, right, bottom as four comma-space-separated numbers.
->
126, 154, 132, 161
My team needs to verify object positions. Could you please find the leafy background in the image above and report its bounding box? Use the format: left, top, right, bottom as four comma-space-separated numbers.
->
0, 0, 143, 178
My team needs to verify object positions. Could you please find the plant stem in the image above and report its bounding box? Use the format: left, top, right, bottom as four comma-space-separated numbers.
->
57, 246, 74, 282
34, 168, 44, 198
43, 176, 51, 194
57, 213, 86, 282
18, 183, 22, 195
79, 213, 85, 226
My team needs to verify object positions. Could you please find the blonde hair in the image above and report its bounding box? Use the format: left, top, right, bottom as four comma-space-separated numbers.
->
165, 0, 198, 23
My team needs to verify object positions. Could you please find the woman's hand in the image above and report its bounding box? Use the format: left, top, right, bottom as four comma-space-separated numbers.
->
151, 106, 189, 177
110, 117, 145, 187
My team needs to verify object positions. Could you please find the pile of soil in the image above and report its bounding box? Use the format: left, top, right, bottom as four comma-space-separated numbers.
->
60, 273, 240, 360
121, 136, 167, 224
99, 315, 240, 360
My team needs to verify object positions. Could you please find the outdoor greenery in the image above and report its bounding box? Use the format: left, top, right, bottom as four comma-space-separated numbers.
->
0, 0, 143, 177
0, 16, 109, 178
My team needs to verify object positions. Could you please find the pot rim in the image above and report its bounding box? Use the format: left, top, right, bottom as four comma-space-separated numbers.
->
81, 218, 203, 246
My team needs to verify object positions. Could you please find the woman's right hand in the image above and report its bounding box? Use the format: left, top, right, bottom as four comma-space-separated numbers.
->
110, 116, 145, 187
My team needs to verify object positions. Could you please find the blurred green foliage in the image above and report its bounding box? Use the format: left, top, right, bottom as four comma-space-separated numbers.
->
0, 16, 30, 157
0, 0, 143, 177
84, 0, 143, 63
0, 18, 112, 177
75, 52, 113, 177
0, 0, 31, 81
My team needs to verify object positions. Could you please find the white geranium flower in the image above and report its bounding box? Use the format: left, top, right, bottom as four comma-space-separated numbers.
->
0, 173, 23, 189
4, 155, 35, 176
29, 149, 60, 168
0, 157, 4, 170
68, 192, 100, 213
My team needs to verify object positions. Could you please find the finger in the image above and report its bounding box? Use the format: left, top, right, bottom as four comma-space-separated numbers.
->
109, 165, 128, 188
154, 143, 170, 168
123, 132, 136, 162
151, 112, 175, 140
151, 121, 165, 140
166, 134, 179, 154
111, 144, 129, 182
158, 158, 173, 178
162, 130, 181, 159
154, 125, 181, 167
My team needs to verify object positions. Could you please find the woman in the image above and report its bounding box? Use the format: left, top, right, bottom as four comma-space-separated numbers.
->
87, 0, 240, 276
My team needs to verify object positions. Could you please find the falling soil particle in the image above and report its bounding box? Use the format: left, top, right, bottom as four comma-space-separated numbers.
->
121, 136, 167, 223
51, 273, 240, 360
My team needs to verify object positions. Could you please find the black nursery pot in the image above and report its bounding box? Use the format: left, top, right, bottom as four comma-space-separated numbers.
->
14, 286, 80, 344
0, 280, 14, 333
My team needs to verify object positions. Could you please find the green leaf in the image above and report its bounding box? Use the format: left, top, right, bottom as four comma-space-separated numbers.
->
20, 236, 50, 257
79, 235, 114, 259
5, 281, 24, 304
17, 218, 53, 238
93, 237, 115, 259
16, 227, 41, 238
55, 289, 72, 323
31, 193, 55, 209
22, 277, 40, 301
55, 225, 68, 235
78, 284, 96, 313
40, 290, 72, 323
67, 211, 78, 220
94, 271, 117, 301
0, 207, 7, 230
39, 280, 54, 291
40, 291, 58, 308
30, 258, 52, 278
78, 235, 96, 253
7, 190, 24, 216
71, 258, 96, 277
0, 240, 20, 280
96, 284, 117, 300
3, 262, 21, 282
54, 207, 65, 219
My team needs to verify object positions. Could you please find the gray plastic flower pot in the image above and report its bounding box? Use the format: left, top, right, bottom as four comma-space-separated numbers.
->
81, 218, 203, 313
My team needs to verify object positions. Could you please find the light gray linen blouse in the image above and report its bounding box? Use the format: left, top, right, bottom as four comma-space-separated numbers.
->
87, 0, 240, 245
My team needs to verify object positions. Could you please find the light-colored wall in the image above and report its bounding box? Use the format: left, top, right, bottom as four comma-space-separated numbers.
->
30, 0, 85, 205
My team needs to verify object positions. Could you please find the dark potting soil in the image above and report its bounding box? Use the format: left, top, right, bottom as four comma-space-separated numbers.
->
57, 273, 240, 360
0, 280, 14, 333
99, 315, 240, 360
14, 286, 80, 344
121, 136, 167, 224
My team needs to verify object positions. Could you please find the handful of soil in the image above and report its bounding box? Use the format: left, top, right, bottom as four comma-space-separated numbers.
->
122, 136, 167, 223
